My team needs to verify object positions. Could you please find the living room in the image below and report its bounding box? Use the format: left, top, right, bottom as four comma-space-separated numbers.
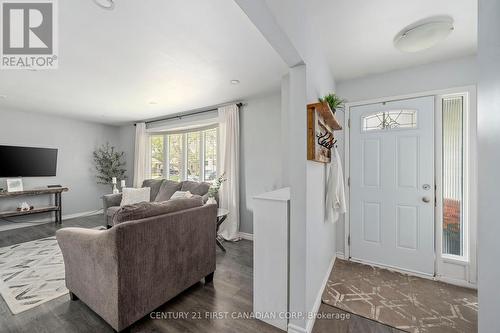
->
1, 1, 499, 333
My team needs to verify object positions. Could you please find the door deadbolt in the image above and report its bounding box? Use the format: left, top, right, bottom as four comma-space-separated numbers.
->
422, 184, 431, 190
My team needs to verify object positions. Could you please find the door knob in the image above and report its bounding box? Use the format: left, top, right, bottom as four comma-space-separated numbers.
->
422, 196, 431, 203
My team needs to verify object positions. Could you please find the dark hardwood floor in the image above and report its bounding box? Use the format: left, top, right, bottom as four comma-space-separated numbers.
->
0, 214, 105, 248
0, 214, 398, 333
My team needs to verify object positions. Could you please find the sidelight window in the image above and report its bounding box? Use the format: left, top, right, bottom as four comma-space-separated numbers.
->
441, 96, 465, 256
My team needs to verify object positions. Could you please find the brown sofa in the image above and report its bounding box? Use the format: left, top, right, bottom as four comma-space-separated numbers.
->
56, 199, 218, 332
103, 178, 215, 227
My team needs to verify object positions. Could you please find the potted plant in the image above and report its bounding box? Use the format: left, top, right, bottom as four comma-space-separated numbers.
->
319, 93, 347, 113
93, 143, 127, 192
207, 172, 227, 204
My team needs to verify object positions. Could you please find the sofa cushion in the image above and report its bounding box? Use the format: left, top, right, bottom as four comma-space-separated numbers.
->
170, 191, 193, 200
155, 180, 182, 202
112, 196, 203, 225
142, 179, 164, 201
180, 181, 211, 196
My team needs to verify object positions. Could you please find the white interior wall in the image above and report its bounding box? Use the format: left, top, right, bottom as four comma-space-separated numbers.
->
239, 91, 283, 234
235, 1, 338, 331
337, 56, 477, 102
335, 56, 478, 255
118, 125, 136, 184
0, 108, 123, 220
477, 0, 500, 331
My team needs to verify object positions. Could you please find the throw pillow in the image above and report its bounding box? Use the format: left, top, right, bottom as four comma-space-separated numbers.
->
120, 187, 151, 206
170, 191, 193, 200
155, 180, 181, 202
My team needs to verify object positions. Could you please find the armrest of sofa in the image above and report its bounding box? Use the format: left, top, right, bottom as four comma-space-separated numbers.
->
103, 193, 122, 212
56, 228, 120, 328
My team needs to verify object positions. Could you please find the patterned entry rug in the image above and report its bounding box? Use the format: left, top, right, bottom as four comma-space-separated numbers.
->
0, 227, 103, 314
322, 259, 477, 333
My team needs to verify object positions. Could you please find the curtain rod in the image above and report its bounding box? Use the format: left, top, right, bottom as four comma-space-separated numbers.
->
134, 102, 243, 126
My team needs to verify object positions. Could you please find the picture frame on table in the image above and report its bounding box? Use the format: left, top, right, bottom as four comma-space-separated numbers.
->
6, 178, 24, 192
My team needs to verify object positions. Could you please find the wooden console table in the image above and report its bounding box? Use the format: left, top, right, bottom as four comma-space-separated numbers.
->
0, 187, 69, 224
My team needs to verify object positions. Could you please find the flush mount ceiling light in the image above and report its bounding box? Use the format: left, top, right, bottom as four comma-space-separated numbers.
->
230, 79, 240, 85
148, 101, 158, 105
93, 0, 115, 10
394, 16, 454, 53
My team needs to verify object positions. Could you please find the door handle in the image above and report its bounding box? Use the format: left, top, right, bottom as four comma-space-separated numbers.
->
422, 196, 431, 203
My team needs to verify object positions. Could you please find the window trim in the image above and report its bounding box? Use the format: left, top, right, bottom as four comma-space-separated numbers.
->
439, 92, 470, 262
147, 125, 219, 182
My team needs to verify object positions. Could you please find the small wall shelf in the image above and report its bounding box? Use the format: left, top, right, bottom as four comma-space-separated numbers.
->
308, 102, 342, 131
307, 102, 342, 163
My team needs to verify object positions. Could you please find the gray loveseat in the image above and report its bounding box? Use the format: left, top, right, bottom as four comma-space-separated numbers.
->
57, 198, 217, 332
103, 178, 215, 227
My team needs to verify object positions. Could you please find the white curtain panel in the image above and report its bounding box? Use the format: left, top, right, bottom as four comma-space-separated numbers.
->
133, 122, 147, 188
218, 104, 240, 241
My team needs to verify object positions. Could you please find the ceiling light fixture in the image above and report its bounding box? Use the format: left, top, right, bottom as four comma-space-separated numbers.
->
93, 0, 115, 10
148, 101, 158, 105
394, 16, 454, 53
230, 80, 240, 85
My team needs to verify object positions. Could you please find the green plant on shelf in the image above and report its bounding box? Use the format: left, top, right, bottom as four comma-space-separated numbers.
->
319, 93, 347, 113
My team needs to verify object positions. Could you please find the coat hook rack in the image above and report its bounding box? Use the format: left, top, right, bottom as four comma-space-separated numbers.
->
316, 131, 336, 150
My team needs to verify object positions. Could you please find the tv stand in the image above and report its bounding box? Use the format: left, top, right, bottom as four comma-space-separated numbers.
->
0, 187, 69, 224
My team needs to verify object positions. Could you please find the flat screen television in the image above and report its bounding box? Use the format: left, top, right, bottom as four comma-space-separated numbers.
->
0, 145, 58, 177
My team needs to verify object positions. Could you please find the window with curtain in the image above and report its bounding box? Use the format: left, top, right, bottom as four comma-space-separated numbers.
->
442, 96, 465, 256
149, 127, 218, 182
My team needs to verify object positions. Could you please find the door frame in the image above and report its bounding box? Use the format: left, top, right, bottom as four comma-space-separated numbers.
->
343, 85, 477, 287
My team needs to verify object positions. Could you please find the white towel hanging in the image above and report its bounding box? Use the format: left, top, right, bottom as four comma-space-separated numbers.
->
326, 147, 346, 223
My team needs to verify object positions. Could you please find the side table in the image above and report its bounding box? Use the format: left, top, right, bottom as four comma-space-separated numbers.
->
216, 208, 229, 252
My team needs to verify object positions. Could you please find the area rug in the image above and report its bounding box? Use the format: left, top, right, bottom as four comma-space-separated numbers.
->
322, 259, 477, 333
0, 227, 104, 314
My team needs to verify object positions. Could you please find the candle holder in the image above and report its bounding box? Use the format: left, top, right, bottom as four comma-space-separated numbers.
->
112, 177, 119, 194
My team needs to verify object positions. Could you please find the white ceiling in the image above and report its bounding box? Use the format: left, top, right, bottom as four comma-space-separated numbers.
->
309, 0, 478, 82
0, 0, 287, 125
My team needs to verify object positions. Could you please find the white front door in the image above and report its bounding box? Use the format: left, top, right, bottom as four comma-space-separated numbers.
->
350, 96, 435, 275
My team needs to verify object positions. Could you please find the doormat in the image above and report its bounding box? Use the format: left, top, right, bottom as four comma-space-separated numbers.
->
321, 259, 477, 333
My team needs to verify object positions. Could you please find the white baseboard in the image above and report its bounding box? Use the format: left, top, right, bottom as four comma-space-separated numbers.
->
288, 256, 336, 333
239, 232, 254, 241
336, 251, 345, 259
287, 324, 307, 333
304, 255, 336, 333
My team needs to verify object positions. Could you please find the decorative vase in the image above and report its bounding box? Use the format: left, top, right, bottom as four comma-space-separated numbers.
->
112, 184, 119, 194
206, 197, 217, 205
